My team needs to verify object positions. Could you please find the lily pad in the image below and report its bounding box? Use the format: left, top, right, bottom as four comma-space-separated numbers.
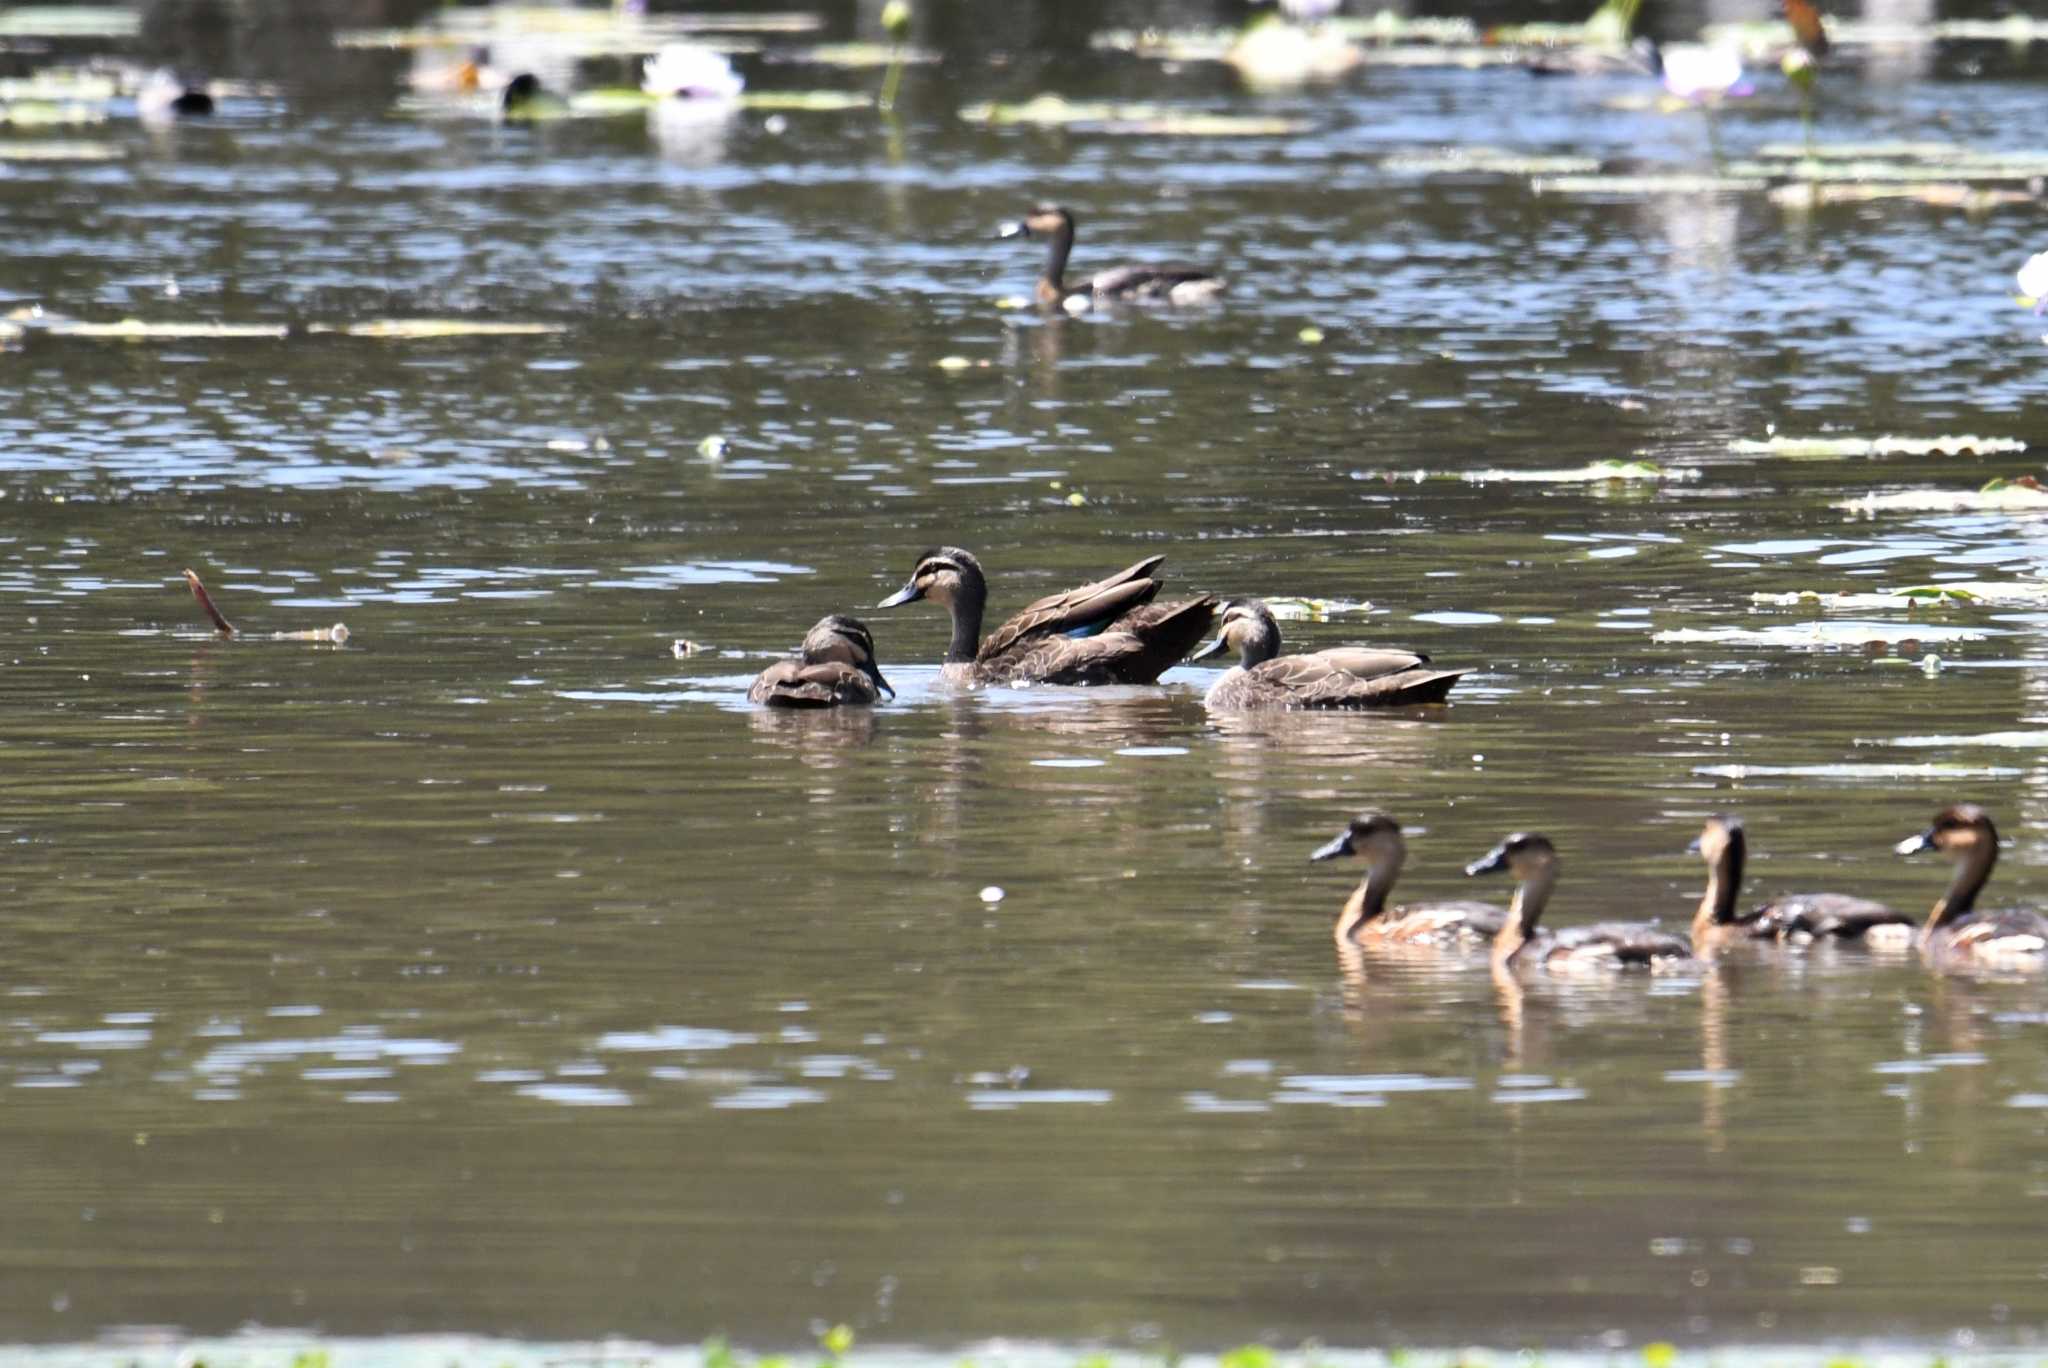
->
1264, 597, 1375, 621
1770, 183, 2035, 212
1891, 730, 2048, 750
0, 100, 109, 127
46, 319, 289, 341
740, 90, 872, 111
308, 319, 565, 340
1730, 434, 2027, 459
1382, 150, 1602, 176
1751, 582, 2048, 610
0, 7, 139, 39
0, 140, 120, 161
1653, 621, 1994, 649
774, 43, 939, 69
1533, 173, 1769, 197
337, 9, 816, 51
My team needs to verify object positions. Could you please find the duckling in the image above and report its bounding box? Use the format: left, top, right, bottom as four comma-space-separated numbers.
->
1310, 813, 1505, 946
998, 206, 1225, 311
1689, 814, 1913, 952
747, 614, 894, 708
876, 547, 1216, 687
1468, 833, 1693, 972
1189, 599, 1467, 710
1896, 804, 2048, 964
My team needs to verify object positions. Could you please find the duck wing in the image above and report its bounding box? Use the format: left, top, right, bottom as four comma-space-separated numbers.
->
1378, 900, 1507, 944
1087, 264, 1221, 300
1752, 892, 1911, 941
992, 595, 1219, 686
1938, 910, 2048, 961
1248, 648, 1468, 708
748, 660, 878, 708
976, 555, 1166, 664
1548, 922, 1693, 967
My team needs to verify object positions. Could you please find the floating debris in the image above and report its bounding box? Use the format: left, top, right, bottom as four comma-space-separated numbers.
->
1264, 597, 1374, 621
739, 90, 873, 111
0, 6, 140, 39
774, 43, 940, 69
671, 639, 705, 659
1653, 621, 1993, 649
308, 319, 566, 339
183, 569, 349, 645
0, 140, 120, 161
1751, 582, 2048, 610
1533, 173, 1769, 196
1382, 150, 1603, 177
1393, 459, 1691, 485
1770, 183, 2035, 213
959, 96, 1308, 136
46, 319, 289, 341
1837, 479, 2048, 514
1730, 433, 2027, 459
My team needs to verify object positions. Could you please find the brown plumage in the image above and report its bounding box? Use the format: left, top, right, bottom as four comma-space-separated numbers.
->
1897, 805, 2047, 965
998, 205, 1225, 310
747, 615, 893, 708
1190, 599, 1466, 710
876, 546, 1216, 686
1310, 813, 1505, 946
1467, 833, 1693, 972
1689, 814, 1912, 953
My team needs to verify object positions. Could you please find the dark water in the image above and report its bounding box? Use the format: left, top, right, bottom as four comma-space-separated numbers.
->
4, 0, 2048, 1356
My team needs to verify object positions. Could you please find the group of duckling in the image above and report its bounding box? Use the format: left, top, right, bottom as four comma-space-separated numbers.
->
1312, 805, 2047, 973
748, 547, 1465, 710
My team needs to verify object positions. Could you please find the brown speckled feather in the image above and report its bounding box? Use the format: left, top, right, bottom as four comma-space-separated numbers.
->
975, 555, 1166, 665
987, 595, 1218, 686
747, 660, 883, 708
1750, 892, 1912, 942
1222, 650, 1468, 709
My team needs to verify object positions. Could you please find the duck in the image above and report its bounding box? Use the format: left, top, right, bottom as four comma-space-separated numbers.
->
1689, 814, 1914, 952
998, 206, 1225, 311
1189, 599, 1467, 710
1467, 832, 1694, 972
1310, 813, 1506, 946
876, 547, 1216, 687
136, 69, 214, 120
747, 614, 894, 708
1896, 804, 2048, 964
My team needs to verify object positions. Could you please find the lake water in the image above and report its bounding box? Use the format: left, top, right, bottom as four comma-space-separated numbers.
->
4, 0, 2048, 1357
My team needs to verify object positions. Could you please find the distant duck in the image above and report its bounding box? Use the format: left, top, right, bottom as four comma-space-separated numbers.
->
1688, 814, 1914, 951
1468, 832, 1693, 972
998, 206, 1225, 311
1896, 805, 2048, 964
136, 69, 214, 120
1189, 599, 1467, 710
748, 615, 893, 708
642, 44, 744, 101
876, 546, 1216, 686
499, 72, 547, 116
1310, 813, 1506, 946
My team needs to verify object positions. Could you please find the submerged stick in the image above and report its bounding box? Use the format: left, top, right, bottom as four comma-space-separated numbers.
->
181, 568, 350, 645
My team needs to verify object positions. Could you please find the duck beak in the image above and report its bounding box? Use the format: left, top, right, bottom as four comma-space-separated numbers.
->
1895, 828, 1936, 857
1465, 842, 1512, 878
1189, 634, 1229, 662
1309, 829, 1353, 862
876, 579, 923, 609
997, 220, 1029, 239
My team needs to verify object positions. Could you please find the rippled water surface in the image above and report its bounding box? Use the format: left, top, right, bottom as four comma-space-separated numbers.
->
5, 0, 2048, 1355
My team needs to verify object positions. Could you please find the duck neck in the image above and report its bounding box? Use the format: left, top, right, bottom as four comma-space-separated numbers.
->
944, 574, 987, 665
1237, 619, 1281, 669
1692, 838, 1743, 938
1491, 866, 1555, 971
1038, 221, 1073, 300
1927, 841, 1996, 932
1335, 852, 1401, 941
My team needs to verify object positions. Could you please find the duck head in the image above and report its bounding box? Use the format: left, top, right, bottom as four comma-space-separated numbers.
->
1190, 598, 1281, 668
1466, 831, 1557, 881
996, 205, 1074, 241
804, 614, 894, 700
876, 547, 984, 611
1310, 811, 1406, 865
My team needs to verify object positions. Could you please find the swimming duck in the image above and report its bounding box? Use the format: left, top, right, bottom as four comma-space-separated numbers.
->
1189, 599, 1467, 710
1896, 804, 2048, 963
1310, 813, 1505, 946
877, 547, 1216, 687
747, 614, 894, 708
1689, 814, 1913, 952
998, 206, 1226, 311
1467, 832, 1693, 972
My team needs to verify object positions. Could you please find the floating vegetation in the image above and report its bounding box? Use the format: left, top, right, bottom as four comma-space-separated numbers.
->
1533, 173, 1769, 196
182, 570, 349, 645
0, 139, 119, 161
1390, 459, 1690, 485
1837, 479, 2048, 514
1769, 183, 2035, 213
1891, 730, 2048, 750
959, 97, 1308, 136
1729, 433, 2027, 458
307, 319, 566, 340
1695, 762, 2023, 780
1381, 149, 1602, 177
44, 318, 289, 341
739, 90, 872, 112
1752, 582, 2048, 610
0, 100, 109, 127
0, 6, 139, 39
774, 43, 940, 69
1264, 597, 1374, 621
336, 9, 819, 52
1652, 621, 1993, 649
0, 72, 118, 100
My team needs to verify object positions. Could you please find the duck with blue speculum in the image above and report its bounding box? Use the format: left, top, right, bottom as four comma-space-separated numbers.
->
999, 206, 1226, 312
1311, 813, 1506, 947
1896, 804, 2048, 966
1190, 599, 1467, 710
876, 547, 1217, 686
1467, 832, 1694, 972
748, 614, 894, 708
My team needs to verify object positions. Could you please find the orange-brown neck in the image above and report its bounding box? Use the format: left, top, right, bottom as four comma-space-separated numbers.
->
1925, 838, 1997, 933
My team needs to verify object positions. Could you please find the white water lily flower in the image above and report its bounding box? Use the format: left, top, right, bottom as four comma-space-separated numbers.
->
642, 44, 744, 100
2017, 251, 2048, 310
1659, 43, 1746, 102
